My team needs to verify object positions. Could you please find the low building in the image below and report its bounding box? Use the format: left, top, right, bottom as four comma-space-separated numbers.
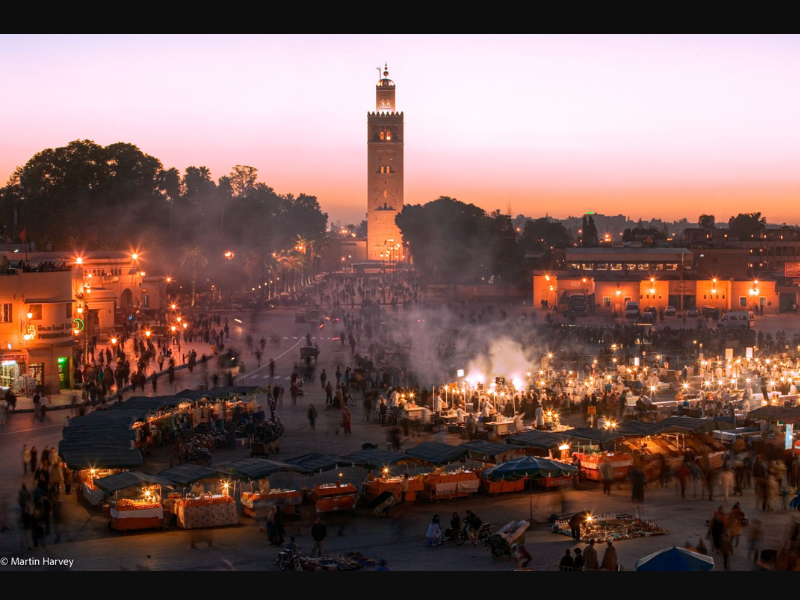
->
0, 261, 76, 394
534, 272, 778, 315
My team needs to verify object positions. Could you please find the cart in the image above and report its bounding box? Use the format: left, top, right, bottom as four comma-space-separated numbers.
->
300, 346, 320, 364
366, 491, 398, 517
485, 520, 530, 558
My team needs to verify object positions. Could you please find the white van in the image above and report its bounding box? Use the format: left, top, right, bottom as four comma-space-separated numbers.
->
625, 301, 640, 319
717, 311, 755, 329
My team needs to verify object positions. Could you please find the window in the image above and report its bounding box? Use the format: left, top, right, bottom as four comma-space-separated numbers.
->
603, 297, 611, 308
28, 305, 42, 320
0, 304, 11, 323
739, 297, 747, 308
759, 297, 767, 307
703, 295, 707, 300
380, 131, 385, 140
383, 190, 388, 197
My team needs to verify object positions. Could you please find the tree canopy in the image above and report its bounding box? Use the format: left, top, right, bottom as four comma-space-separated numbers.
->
395, 197, 524, 285
0, 140, 329, 293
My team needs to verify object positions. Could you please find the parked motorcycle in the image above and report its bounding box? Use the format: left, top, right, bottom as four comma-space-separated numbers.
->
277, 547, 303, 571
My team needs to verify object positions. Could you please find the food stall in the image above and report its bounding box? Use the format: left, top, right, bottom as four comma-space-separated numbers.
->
420, 470, 480, 500
310, 483, 359, 513
241, 488, 303, 518
460, 441, 526, 494
93, 472, 174, 532
225, 458, 312, 518
58, 411, 144, 507
175, 494, 238, 529
403, 442, 480, 500
344, 449, 418, 502
576, 452, 633, 482
158, 464, 241, 527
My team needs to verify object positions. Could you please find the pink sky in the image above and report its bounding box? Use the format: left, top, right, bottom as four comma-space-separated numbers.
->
2, 34, 800, 225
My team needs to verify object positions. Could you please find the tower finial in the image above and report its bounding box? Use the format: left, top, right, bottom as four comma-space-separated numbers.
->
383, 62, 389, 77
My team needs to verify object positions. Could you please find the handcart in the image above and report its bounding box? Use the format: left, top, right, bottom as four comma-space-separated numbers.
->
366, 491, 398, 517
485, 520, 530, 558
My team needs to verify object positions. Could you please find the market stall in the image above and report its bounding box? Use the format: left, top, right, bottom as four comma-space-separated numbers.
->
576, 452, 633, 482
311, 483, 359, 513
420, 470, 480, 500
93, 472, 174, 532
554, 512, 669, 543
225, 458, 311, 518
175, 494, 238, 529
241, 488, 303, 518
460, 441, 526, 494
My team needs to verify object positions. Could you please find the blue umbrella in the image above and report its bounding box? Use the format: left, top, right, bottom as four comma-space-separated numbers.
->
482, 456, 578, 521
635, 547, 715, 572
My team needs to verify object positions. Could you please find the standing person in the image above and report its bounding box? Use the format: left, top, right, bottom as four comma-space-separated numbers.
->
720, 532, 733, 571
400, 474, 410, 504
22, 445, 31, 475
583, 540, 599, 570
559, 549, 574, 571
307, 404, 318, 431
573, 547, 585, 570
152, 372, 158, 394
311, 518, 327, 557
600, 460, 613, 496
601, 540, 618, 571
29, 446, 38, 476
342, 406, 352, 434
49, 461, 63, 496
63, 466, 73, 496
290, 384, 299, 407
320, 369, 327, 390
631, 468, 645, 503
0, 394, 7, 426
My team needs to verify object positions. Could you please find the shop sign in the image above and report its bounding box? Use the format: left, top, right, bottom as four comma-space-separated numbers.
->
0, 354, 26, 363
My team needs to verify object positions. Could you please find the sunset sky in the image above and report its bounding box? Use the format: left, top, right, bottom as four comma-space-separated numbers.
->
2, 34, 800, 225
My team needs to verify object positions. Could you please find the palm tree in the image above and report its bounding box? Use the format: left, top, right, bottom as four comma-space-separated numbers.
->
245, 248, 278, 300
179, 245, 208, 308
275, 253, 305, 293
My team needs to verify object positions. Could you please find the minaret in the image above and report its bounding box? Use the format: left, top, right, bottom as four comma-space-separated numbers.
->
367, 63, 404, 262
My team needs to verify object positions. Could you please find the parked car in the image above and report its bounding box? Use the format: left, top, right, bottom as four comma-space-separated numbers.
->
640, 311, 655, 324
625, 301, 641, 319
644, 306, 658, 318
687, 307, 700, 318
717, 311, 755, 330
664, 306, 676, 317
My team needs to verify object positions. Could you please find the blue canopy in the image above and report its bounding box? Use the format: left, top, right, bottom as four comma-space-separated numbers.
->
482, 456, 577, 481
635, 547, 715, 572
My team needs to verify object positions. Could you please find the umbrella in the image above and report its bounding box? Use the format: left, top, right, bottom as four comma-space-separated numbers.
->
482, 457, 577, 521
635, 547, 715, 572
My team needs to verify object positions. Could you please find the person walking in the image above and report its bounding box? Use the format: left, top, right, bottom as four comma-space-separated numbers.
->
600, 460, 613, 496
307, 404, 318, 431
311, 518, 327, 557
400, 474, 410, 504
22, 445, 31, 476
342, 407, 352, 434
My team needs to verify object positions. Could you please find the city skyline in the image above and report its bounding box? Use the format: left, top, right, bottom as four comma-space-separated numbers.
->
2, 34, 800, 225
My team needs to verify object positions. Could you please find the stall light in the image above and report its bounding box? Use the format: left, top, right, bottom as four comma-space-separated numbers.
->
131, 253, 139, 260
145, 330, 151, 338
111, 337, 117, 345
26, 310, 33, 319
171, 326, 177, 332
558, 444, 570, 451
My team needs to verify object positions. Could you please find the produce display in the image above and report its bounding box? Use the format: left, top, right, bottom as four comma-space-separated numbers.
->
115, 499, 161, 511
181, 495, 234, 507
